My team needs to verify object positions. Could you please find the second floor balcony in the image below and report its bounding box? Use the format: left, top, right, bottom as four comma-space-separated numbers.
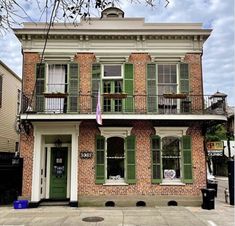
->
21, 92, 227, 117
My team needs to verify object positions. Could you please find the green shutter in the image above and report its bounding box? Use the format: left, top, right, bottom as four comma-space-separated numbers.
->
126, 135, 136, 184
35, 63, 45, 112
124, 63, 134, 112
151, 135, 162, 183
182, 135, 193, 183
95, 135, 105, 184
179, 63, 189, 93
68, 63, 79, 112
147, 64, 157, 112
180, 63, 191, 113
92, 63, 101, 112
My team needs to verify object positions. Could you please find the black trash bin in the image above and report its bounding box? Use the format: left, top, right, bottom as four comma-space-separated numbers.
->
207, 180, 218, 197
201, 188, 215, 210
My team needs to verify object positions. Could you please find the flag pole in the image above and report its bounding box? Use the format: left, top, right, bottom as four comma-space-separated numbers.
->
96, 83, 102, 125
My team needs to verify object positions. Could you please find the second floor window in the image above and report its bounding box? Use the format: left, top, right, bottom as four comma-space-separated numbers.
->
35, 63, 79, 113
103, 65, 122, 78
45, 64, 67, 113
158, 64, 177, 114
158, 64, 177, 95
103, 80, 123, 112
47, 64, 67, 93
147, 63, 189, 114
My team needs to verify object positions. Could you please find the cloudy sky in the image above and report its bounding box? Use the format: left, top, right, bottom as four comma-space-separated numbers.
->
0, 0, 234, 105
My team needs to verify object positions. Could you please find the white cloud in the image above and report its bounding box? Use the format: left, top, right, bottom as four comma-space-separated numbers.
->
0, 0, 234, 105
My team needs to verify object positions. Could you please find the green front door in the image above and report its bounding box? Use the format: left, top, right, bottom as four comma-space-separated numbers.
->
50, 147, 68, 199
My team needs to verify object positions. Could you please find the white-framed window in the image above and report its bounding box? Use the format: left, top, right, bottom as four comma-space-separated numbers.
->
103, 80, 123, 112
147, 63, 192, 114
162, 136, 181, 180
46, 64, 67, 93
158, 64, 177, 95
97, 127, 133, 185
158, 64, 178, 114
106, 137, 125, 182
101, 64, 124, 112
152, 127, 190, 185
102, 64, 123, 79
45, 64, 68, 113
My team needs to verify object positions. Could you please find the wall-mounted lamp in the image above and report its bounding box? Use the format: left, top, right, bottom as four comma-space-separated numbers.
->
54, 138, 62, 148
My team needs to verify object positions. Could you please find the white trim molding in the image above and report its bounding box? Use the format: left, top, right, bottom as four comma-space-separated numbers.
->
99, 127, 132, 138
30, 122, 80, 202
154, 127, 188, 138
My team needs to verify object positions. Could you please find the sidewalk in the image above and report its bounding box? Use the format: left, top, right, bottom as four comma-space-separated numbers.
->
0, 177, 234, 226
0, 206, 210, 226
186, 177, 234, 226
0, 202, 233, 226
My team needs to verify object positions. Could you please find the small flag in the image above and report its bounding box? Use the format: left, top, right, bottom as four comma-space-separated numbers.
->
96, 86, 102, 125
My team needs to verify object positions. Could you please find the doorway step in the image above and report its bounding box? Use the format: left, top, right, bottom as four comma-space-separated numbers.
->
39, 199, 69, 207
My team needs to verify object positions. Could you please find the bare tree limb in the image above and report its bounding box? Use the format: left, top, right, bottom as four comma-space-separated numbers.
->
0, 0, 170, 34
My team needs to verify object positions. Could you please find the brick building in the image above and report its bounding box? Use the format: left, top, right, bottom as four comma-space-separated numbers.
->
14, 7, 227, 207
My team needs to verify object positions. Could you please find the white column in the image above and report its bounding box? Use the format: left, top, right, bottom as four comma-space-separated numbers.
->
70, 130, 78, 202
31, 129, 42, 202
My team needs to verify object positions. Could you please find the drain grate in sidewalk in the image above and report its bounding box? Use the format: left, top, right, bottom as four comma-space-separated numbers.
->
82, 216, 104, 222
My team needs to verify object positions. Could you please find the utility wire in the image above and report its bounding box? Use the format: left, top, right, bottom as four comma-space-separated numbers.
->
28, 0, 61, 108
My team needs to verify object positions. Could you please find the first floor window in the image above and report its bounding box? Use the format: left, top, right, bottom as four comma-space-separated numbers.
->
107, 137, 125, 179
162, 136, 181, 180
95, 134, 136, 184
151, 133, 193, 184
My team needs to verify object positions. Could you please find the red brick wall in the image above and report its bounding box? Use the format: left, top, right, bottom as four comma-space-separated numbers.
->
129, 53, 151, 113
20, 130, 34, 198
184, 54, 204, 112
187, 123, 207, 190
74, 53, 95, 113
184, 53, 203, 96
22, 53, 40, 98
78, 121, 206, 197
20, 53, 40, 198
78, 121, 100, 195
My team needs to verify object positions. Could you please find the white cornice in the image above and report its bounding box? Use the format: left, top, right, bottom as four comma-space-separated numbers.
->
14, 20, 211, 41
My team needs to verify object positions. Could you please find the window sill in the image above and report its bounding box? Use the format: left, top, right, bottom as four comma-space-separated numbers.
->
160, 179, 185, 186
43, 92, 68, 98
103, 179, 128, 186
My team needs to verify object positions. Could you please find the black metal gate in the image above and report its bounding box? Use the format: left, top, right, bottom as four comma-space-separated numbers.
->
0, 152, 23, 205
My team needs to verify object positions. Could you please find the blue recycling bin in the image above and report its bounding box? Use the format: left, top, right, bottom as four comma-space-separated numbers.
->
13, 200, 28, 209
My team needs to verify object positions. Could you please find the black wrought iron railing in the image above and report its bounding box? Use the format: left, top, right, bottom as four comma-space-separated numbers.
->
21, 93, 227, 115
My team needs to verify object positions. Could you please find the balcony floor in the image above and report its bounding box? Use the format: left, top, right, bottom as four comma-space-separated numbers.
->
20, 113, 227, 122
